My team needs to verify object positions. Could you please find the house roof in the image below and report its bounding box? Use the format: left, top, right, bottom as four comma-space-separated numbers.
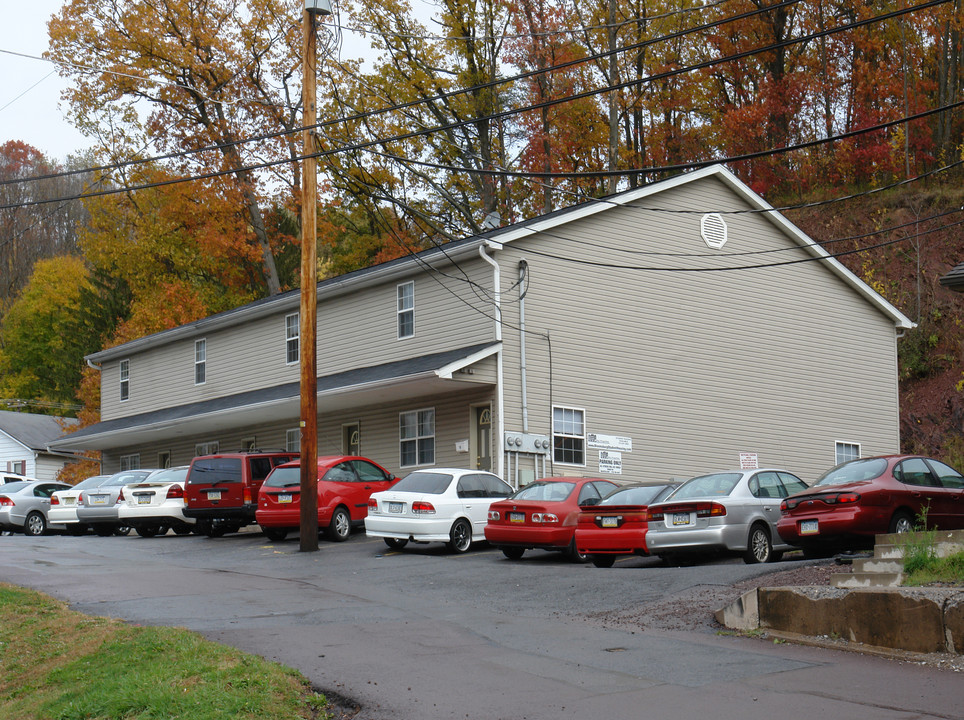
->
50, 343, 500, 451
939, 261, 964, 292
85, 165, 913, 365
0, 411, 78, 452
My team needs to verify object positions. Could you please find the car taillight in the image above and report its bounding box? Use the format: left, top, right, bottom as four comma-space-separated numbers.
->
412, 501, 436, 515
51, 495, 60, 505
0, 496, 14, 507
488, 510, 500, 520
784, 492, 861, 511
243, 487, 252, 504
696, 502, 727, 517
116, 490, 125, 503
368, 498, 378, 512
78, 492, 84, 503
532, 512, 559, 524
167, 485, 184, 499
648, 502, 725, 521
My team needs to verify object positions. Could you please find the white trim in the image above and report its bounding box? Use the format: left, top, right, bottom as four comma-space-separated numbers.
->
834, 440, 861, 465
397, 281, 415, 340
399, 407, 435, 468
194, 338, 207, 386
435, 344, 501, 379
119, 359, 130, 402
285, 428, 299, 453
552, 405, 587, 468
285, 313, 300, 366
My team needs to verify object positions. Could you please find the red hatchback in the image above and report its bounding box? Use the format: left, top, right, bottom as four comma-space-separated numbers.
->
777, 455, 964, 554
256, 456, 397, 542
574, 482, 680, 568
484, 477, 618, 561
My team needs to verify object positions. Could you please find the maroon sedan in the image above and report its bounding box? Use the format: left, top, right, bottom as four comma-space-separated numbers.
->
777, 455, 964, 554
573, 482, 680, 567
256, 456, 396, 542
484, 477, 618, 561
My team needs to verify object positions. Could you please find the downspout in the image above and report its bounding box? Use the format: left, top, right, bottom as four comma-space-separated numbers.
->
479, 242, 504, 480
518, 261, 529, 434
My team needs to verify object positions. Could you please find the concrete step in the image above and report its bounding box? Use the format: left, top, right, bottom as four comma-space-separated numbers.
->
831, 571, 902, 588
853, 557, 903, 574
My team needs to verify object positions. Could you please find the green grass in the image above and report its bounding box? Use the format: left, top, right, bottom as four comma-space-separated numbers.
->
0, 584, 329, 720
902, 550, 964, 587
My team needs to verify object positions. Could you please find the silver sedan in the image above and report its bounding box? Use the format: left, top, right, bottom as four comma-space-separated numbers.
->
76, 469, 156, 536
0, 480, 71, 536
644, 469, 808, 564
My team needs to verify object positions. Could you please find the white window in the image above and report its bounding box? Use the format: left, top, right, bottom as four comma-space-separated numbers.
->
195, 441, 219, 456
195, 339, 206, 385
286, 313, 300, 365
157, 451, 171, 469
286, 428, 300, 453
835, 441, 861, 465
553, 406, 586, 466
400, 408, 434, 467
119, 454, 140, 470
119, 359, 130, 401
8, 460, 26, 475
397, 282, 414, 339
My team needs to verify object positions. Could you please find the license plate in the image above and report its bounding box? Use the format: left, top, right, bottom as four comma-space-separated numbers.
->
509, 512, 525, 523
800, 519, 819, 535
207, 490, 221, 501
672, 512, 691, 526
601, 516, 619, 528
64, 497, 76, 506
136, 495, 152, 505
389, 502, 403, 513
90, 495, 108, 506
278, 493, 292, 503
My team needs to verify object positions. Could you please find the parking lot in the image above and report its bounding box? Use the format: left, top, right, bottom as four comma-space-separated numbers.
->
2, 529, 962, 720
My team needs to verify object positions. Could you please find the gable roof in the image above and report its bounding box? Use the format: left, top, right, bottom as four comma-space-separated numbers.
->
0, 411, 78, 451
85, 165, 913, 364
940, 261, 964, 293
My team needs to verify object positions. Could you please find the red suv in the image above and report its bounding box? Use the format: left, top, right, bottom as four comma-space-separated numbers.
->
256, 456, 397, 542
183, 449, 298, 536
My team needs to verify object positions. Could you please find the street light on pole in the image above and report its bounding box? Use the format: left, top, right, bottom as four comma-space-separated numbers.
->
299, 0, 331, 552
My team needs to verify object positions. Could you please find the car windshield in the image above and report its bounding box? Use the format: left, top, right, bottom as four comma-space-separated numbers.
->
814, 457, 889, 487
263, 466, 302, 488
509, 481, 575, 502
670, 473, 742, 499
144, 467, 189, 484
392, 472, 453, 494
599, 484, 673, 506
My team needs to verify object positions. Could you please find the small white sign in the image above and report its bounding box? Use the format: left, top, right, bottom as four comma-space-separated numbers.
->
598, 450, 623, 475
455, 440, 469, 453
587, 433, 633, 452
740, 452, 759, 469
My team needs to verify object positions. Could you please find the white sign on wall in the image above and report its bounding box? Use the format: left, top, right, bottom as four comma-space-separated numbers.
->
587, 433, 633, 452
598, 450, 623, 475
740, 452, 759, 469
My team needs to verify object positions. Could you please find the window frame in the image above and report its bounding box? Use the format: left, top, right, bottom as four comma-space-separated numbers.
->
286, 428, 300, 453
835, 441, 861, 465
286, 313, 300, 365
195, 441, 220, 456
195, 338, 207, 385
119, 359, 130, 402
119, 454, 140, 471
397, 281, 415, 340
157, 450, 171, 469
399, 407, 435, 468
552, 406, 586, 467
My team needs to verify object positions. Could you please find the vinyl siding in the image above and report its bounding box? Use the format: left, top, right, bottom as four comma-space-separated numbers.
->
494, 175, 901, 484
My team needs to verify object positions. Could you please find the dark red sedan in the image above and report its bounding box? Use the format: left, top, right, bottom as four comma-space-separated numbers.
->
574, 482, 680, 567
256, 456, 396, 542
484, 477, 618, 561
777, 455, 964, 554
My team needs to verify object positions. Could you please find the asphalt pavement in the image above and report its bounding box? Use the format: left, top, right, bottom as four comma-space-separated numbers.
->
2, 529, 961, 719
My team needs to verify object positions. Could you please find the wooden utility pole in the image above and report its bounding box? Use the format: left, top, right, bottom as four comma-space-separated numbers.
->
299, 2, 321, 552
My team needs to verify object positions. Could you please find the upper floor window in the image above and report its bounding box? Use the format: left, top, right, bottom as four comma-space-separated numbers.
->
286, 313, 300, 365
119, 359, 130, 402
195, 339, 206, 385
835, 441, 860, 465
397, 282, 414, 339
400, 408, 434, 467
553, 406, 585, 466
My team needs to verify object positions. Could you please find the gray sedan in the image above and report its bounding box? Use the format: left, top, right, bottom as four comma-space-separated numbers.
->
76, 469, 156, 536
644, 469, 808, 564
0, 480, 71, 536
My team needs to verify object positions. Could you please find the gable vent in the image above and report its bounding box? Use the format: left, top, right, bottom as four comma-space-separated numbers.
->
700, 213, 727, 249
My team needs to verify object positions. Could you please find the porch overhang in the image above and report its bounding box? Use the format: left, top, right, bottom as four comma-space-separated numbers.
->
49, 343, 500, 452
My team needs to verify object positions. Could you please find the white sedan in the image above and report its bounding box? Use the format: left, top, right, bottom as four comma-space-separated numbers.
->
366, 468, 512, 553
49, 474, 110, 535
117, 466, 194, 537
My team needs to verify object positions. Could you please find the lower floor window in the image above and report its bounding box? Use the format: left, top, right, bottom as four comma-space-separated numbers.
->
400, 408, 435, 467
835, 441, 860, 465
196, 441, 219, 456
119, 454, 140, 470
553, 406, 585, 465
286, 429, 300, 453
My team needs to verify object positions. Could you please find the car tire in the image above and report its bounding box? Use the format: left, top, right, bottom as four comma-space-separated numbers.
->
136, 525, 161, 538
447, 518, 472, 553
566, 538, 589, 563
383, 537, 408, 550
24, 512, 47, 537
501, 547, 525, 560
172, 524, 193, 536
889, 511, 915, 534
328, 507, 351, 542
114, 525, 131, 536
743, 524, 773, 564
262, 527, 288, 542
590, 555, 616, 568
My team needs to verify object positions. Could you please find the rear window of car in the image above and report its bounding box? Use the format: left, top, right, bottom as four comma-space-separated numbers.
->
510, 481, 575, 502
105, 471, 149, 486
144, 467, 189, 484
671, 473, 742, 499
600, 484, 674, 506
263, 466, 302, 488
0, 481, 29, 492
392, 472, 453, 494
188, 458, 242, 484
814, 457, 888, 487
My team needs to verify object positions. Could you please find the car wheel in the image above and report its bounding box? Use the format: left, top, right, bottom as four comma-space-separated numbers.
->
501, 547, 525, 560
114, 525, 131, 536
566, 538, 589, 563
590, 555, 616, 568
262, 527, 288, 542
447, 518, 472, 553
136, 525, 161, 538
24, 512, 47, 537
889, 511, 915, 534
743, 524, 773, 564
173, 524, 193, 536
328, 507, 351, 542
383, 537, 408, 550
206, 523, 227, 538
